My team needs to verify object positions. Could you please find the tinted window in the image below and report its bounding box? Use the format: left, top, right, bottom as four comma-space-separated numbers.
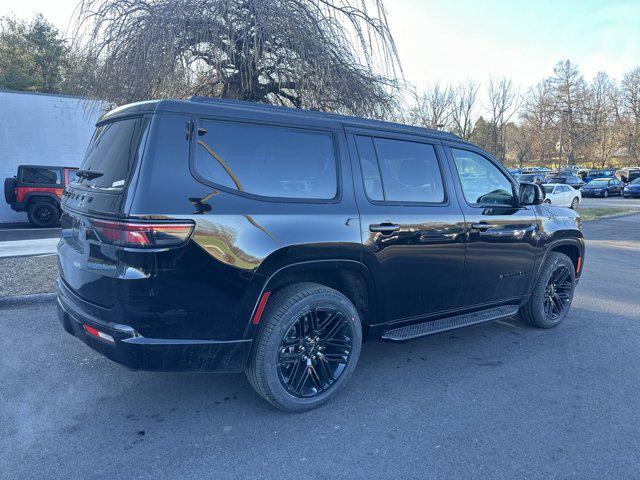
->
355, 136, 444, 203
451, 148, 515, 205
22, 167, 61, 185
354, 136, 384, 201
543, 185, 554, 194
195, 120, 337, 200
79, 118, 144, 189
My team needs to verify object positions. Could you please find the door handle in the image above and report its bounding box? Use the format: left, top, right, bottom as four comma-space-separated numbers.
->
470, 223, 498, 231
370, 223, 400, 234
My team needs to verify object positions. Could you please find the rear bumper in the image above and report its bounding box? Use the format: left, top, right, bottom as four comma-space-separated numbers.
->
56, 278, 251, 373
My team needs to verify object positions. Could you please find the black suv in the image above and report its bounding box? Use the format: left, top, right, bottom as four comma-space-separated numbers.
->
57, 98, 585, 412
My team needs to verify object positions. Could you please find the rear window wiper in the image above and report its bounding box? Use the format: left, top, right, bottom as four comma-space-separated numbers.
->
75, 169, 104, 180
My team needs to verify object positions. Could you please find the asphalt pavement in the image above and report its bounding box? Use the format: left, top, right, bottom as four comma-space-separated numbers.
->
1, 215, 640, 479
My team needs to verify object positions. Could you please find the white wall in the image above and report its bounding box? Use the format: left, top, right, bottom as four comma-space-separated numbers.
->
0, 90, 105, 223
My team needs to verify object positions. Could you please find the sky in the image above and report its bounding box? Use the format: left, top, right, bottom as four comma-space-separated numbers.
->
2, 0, 639, 94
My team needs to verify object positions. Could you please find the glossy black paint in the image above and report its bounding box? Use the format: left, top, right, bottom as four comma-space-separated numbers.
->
57, 97, 585, 373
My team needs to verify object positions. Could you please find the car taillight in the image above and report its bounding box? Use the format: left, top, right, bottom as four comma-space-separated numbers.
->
88, 219, 194, 248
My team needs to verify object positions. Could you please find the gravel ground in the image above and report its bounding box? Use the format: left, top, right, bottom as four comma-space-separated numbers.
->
0, 254, 58, 297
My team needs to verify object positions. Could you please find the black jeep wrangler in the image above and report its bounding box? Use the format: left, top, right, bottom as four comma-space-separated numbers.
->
57, 97, 584, 412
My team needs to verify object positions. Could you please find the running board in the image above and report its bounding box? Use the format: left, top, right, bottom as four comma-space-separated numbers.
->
381, 305, 519, 342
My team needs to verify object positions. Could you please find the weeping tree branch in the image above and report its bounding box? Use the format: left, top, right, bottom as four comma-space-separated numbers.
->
69, 0, 404, 118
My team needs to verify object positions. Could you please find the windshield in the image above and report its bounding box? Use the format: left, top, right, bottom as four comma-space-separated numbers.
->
630, 178, 640, 185
75, 117, 145, 190
588, 180, 609, 186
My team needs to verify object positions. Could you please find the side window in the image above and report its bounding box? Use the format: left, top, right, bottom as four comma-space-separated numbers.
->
21, 167, 61, 185
354, 136, 384, 201
355, 135, 445, 203
194, 120, 338, 200
451, 148, 515, 205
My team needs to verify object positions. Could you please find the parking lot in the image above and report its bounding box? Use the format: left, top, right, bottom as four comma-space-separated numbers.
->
1, 213, 639, 479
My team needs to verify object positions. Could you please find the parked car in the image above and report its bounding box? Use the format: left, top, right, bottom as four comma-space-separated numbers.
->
521, 167, 553, 175
622, 178, 640, 198
4, 165, 78, 227
616, 167, 640, 184
56, 97, 585, 412
542, 183, 581, 209
582, 169, 616, 184
544, 174, 584, 189
580, 178, 624, 197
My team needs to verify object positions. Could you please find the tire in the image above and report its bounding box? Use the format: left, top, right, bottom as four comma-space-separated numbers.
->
519, 252, 576, 329
4, 177, 16, 204
247, 282, 363, 412
27, 201, 60, 228
543, 199, 551, 204
603, 190, 609, 198
570, 197, 579, 209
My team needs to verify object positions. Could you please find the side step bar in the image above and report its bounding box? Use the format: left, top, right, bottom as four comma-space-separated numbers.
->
381, 305, 519, 342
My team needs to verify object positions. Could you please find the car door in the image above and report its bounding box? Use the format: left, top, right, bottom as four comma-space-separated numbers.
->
610, 179, 622, 195
445, 145, 540, 307
348, 131, 466, 323
554, 185, 573, 207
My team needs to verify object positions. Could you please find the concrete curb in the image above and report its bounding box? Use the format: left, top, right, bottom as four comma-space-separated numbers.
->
0, 292, 56, 308
583, 210, 640, 222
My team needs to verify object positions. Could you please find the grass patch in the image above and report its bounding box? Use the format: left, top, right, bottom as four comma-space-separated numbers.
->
577, 207, 636, 221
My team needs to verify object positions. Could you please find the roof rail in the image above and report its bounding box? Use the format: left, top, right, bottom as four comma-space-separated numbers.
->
187, 95, 460, 140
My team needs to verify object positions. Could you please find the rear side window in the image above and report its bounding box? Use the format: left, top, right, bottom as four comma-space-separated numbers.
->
354, 136, 445, 203
194, 119, 338, 200
78, 117, 145, 190
21, 167, 61, 185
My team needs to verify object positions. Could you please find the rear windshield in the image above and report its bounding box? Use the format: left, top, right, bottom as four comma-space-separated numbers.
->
75, 117, 146, 190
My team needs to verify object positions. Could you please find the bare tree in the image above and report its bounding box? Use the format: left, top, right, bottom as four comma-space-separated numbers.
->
71, 0, 403, 117
409, 82, 452, 130
551, 60, 593, 165
619, 67, 640, 164
586, 72, 617, 167
450, 79, 479, 140
519, 80, 555, 166
508, 123, 533, 168
487, 76, 519, 161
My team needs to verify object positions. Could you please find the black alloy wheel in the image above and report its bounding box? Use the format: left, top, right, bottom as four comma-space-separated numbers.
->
247, 283, 362, 412
542, 263, 573, 321
519, 252, 576, 329
277, 306, 354, 398
27, 201, 59, 228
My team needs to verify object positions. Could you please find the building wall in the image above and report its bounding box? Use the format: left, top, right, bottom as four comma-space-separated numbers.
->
0, 90, 105, 223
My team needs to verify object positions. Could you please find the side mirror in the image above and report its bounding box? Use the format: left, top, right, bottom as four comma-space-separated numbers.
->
519, 182, 544, 206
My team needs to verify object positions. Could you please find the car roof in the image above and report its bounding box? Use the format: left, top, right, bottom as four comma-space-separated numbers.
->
98, 97, 464, 144
544, 183, 563, 187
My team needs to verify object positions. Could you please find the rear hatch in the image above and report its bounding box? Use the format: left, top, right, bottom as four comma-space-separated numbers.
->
58, 115, 149, 307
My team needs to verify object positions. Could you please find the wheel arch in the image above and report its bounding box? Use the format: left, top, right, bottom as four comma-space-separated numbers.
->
24, 192, 61, 207
242, 259, 379, 340
540, 239, 585, 279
